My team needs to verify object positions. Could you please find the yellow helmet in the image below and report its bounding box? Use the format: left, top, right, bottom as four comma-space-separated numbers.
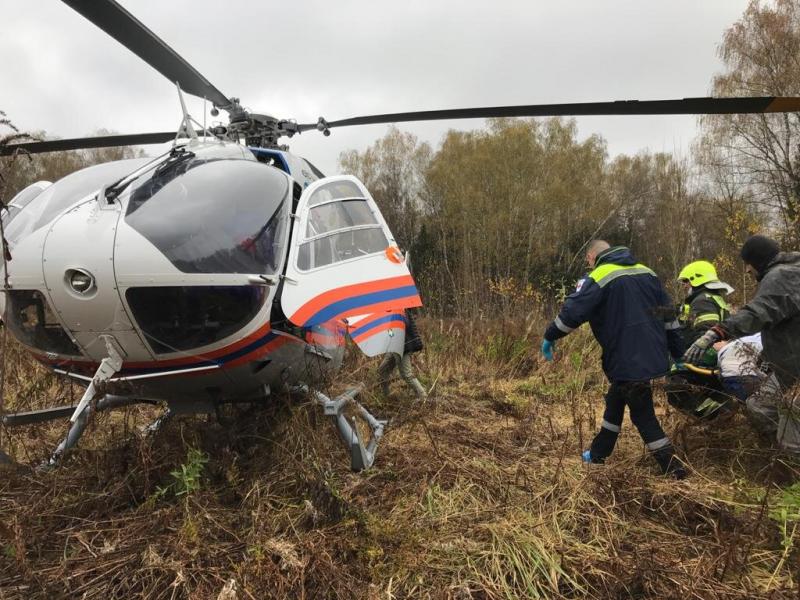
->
678, 260, 719, 287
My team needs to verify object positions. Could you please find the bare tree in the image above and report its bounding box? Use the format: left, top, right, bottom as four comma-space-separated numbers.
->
697, 0, 800, 245
0, 110, 37, 204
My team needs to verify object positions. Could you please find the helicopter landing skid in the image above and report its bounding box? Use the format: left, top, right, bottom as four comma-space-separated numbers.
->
1, 395, 155, 468
309, 385, 387, 472
44, 394, 151, 469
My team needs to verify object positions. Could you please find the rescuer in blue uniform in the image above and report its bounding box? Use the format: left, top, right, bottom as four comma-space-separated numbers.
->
541, 240, 687, 479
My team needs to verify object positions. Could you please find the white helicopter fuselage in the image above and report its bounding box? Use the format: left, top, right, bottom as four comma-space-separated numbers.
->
1, 139, 421, 412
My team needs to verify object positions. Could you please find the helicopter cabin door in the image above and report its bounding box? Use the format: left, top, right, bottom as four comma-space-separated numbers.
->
281, 175, 421, 356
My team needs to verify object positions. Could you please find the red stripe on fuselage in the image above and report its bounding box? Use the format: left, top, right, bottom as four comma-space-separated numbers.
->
352, 320, 406, 344
222, 334, 297, 370
29, 322, 291, 373
125, 322, 274, 369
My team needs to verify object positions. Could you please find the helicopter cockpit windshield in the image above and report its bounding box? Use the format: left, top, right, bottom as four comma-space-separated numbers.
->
124, 156, 291, 275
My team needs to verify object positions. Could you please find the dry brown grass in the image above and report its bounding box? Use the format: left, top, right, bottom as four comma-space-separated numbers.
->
1, 317, 799, 599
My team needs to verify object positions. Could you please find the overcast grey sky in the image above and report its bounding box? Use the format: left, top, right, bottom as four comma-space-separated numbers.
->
1, 0, 751, 174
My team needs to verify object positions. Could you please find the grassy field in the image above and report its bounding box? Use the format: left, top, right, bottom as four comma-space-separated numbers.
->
1, 317, 799, 599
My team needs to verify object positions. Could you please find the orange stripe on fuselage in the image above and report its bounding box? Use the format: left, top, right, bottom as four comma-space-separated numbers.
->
347, 310, 403, 333
341, 296, 421, 323
291, 275, 416, 325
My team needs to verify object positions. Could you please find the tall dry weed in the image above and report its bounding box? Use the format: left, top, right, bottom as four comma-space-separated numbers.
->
0, 317, 798, 598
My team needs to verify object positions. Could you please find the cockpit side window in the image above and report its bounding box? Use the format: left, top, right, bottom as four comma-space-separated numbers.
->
307, 180, 362, 206
126, 286, 267, 354
297, 183, 387, 271
305, 200, 377, 237
1, 182, 50, 228
297, 228, 389, 271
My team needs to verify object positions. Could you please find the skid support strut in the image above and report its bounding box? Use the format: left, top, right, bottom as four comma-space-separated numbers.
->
45, 337, 123, 467
310, 385, 387, 471
294, 384, 387, 471
45, 395, 139, 467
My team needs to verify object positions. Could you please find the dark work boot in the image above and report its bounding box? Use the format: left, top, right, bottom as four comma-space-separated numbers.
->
652, 448, 688, 480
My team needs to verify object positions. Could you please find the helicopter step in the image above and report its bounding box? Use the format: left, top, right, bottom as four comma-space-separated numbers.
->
299, 384, 387, 472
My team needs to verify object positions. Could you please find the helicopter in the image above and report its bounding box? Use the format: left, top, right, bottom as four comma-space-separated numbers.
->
1, 0, 799, 470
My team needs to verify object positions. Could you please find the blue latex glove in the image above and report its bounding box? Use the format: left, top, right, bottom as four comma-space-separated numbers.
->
541, 339, 555, 361
673, 361, 685, 370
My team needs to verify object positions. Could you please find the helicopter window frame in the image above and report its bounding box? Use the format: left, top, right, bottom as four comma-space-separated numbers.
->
303, 222, 385, 244
304, 197, 380, 240
307, 180, 364, 207
296, 224, 389, 272
294, 177, 391, 272
302, 158, 326, 180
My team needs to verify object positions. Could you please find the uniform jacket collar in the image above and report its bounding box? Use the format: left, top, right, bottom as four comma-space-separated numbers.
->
594, 246, 636, 268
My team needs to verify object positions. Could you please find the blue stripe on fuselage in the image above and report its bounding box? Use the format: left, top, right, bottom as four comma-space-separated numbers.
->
306, 285, 418, 326
119, 331, 281, 376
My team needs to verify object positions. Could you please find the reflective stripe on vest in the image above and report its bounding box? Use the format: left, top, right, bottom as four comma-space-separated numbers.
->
588, 262, 656, 287
694, 313, 721, 325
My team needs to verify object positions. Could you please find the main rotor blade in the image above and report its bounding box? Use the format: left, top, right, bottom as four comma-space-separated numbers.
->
298, 96, 800, 132
61, 0, 231, 109
0, 132, 180, 156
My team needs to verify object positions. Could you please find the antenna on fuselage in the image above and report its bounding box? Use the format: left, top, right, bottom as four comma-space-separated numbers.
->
174, 83, 219, 145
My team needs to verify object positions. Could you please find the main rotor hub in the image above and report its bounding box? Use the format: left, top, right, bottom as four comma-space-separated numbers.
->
222, 102, 301, 149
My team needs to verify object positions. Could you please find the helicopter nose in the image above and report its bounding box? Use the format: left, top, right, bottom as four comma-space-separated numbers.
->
41, 197, 152, 362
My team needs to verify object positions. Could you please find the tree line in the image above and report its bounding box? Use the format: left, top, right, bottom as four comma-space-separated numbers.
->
341, 0, 799, 316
